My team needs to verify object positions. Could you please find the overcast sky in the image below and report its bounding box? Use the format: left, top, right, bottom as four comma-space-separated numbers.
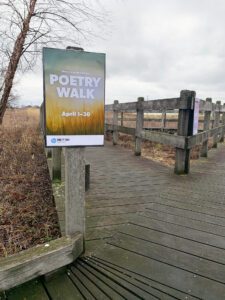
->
17, 0, 225, 105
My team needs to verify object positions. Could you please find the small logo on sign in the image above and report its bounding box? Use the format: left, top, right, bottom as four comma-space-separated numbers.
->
51, 138, 57, 144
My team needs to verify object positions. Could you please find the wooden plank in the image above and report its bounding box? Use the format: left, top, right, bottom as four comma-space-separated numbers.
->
186, 126, 225, 148
118, 222, 225, 265
143, 208, 225, 237
105, 104, 113, 111
118, 102, 137, 112
105, 124, 136, 135
6, 279, 49, 300
67, 270, 95, 299
143, 98, 181, 110
77, 259, 161, 300
150, 197, 225, 226
140, 129, 186, 148
87, 255, 196, 300
44, 272, 84, 300
70, 265, 110, 299
92, 243, 225, 299
130, 213, 225, 249
0, 235, 83, 292
86, 203, 150, 217
75, 261, 126, 300
110, 231, 225, 284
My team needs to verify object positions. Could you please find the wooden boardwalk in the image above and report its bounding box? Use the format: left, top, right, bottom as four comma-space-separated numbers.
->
3, 142, 225, 299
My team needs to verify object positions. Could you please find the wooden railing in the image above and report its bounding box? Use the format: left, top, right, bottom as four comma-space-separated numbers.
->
105, 90, 225, 174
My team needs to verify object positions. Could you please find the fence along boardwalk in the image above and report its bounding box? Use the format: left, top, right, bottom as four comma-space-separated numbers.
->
3, 90, 225, 298
4, 141, 225, 299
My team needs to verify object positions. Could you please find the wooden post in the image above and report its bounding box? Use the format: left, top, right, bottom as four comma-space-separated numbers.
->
85, 163, 90, 191
212, 101, 221, 148
65, 148, 85, 246
161, 110, 166, 131
52, 148, 61, 181
174, 90, 195, 175
113, 100, 119, 145
220, 104, 225, 142
135, 97, 144, 156
200, 98, 212, 157
121, 112, 124, 127
39, 103, 44, 132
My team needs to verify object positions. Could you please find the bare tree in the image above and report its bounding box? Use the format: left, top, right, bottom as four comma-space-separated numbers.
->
0, 0, 104, 124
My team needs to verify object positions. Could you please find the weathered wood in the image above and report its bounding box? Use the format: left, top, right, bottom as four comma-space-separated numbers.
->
44, 272, 84, 300
212, 101, 221, 148
113, 100, 119, 145
121, 111, 124, 126
76, 259, 159, 300
199, 99, 213, 112
105, 124, 135, 136
52, 148, 62, 181
7, 279, 49, 300
39, 103, 45, 133
187, 125, 225, 149
85, 162, 90, 191
174, 90, 195, 174
135, 97, 144, 156
143, 98, 181, 110
201, 98, 212, 157
0, 235, 83, 292
45, 148, 52, 158
65, 148, 85, 241
220, 104, 225, 142
161, 110, 166, 131
105, 104, 113, 112
140, 130, 186, 148
119, 102, 137, 112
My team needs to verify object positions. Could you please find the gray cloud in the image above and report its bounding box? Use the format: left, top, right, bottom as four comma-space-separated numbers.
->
18, 0, 225, 104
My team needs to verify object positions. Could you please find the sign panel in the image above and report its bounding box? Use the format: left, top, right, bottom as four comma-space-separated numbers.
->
193, 97, 200, 135
43, 47, 105, 147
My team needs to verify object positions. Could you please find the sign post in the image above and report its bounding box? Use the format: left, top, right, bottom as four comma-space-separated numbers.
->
43, 47, 105, 249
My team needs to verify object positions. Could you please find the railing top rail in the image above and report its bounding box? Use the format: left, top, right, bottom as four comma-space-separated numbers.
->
105, 97, 225, 113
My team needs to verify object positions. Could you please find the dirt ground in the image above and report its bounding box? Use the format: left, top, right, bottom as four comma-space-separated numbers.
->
0, 108, 61, 257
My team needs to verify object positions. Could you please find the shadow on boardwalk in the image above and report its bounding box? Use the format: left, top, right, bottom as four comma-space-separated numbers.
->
5, 142, 225, 299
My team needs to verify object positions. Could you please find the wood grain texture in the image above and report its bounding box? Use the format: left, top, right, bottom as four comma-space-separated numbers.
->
0, 235, 83, 292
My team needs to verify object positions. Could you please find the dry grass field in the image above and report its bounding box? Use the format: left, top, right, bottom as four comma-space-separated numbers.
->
0, 108, 60, 257
105, 111, 207, 167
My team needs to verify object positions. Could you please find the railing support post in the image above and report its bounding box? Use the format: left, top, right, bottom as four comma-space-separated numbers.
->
161, 110, 166, 131
201, 98, 212, 157
52, 148, 62, 181
135, 97, 144, 156
65, 147, 85, 250
212, 101, 221, 148
174, 90, 195, 175
121, 112, 124, 127
113, 100, 119, 145
220, 104, 225, 142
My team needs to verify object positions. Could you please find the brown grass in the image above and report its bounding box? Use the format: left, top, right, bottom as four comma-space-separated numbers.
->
0, 108, 60, 257
106, 132, 212, 168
